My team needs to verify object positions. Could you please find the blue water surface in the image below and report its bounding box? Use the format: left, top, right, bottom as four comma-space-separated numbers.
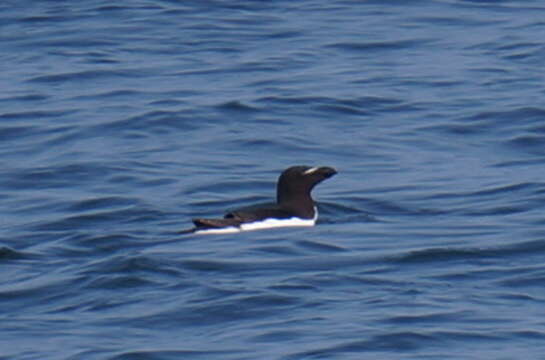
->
2, 0, 545, 359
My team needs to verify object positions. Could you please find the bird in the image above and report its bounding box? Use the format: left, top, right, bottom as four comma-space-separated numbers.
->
187, 165, 337, 234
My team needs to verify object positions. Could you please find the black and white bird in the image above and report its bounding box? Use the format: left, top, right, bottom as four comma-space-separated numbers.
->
189, 165, 337, 234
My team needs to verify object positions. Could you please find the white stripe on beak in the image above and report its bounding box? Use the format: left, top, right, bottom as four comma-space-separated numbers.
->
303, 167, 319, 175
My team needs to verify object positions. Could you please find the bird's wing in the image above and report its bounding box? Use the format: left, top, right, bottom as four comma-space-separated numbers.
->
192, 204, 292, 230
192, 217, 242, 229
226, 204, 293, 222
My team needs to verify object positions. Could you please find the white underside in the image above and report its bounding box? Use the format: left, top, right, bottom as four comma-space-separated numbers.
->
194, 207, 318, 235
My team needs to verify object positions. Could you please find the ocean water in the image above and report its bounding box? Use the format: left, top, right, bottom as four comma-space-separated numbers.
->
2, 0, 545, 359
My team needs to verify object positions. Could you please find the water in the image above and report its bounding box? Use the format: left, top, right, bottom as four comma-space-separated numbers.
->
2, 0, 545, 359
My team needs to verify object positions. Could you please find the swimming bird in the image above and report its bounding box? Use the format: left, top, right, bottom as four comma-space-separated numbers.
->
189, 165, 337, 234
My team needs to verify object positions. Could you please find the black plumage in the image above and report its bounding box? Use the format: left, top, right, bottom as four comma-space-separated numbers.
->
190, 165, 336, 233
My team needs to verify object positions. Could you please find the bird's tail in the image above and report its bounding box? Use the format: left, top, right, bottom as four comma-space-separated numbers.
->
177, 227, 197, 235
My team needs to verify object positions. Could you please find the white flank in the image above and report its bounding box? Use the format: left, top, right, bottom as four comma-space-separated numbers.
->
195, 207, 318, 235
194, 226, 241, 235
303, 167, 319, 175
240, 216, 315, 231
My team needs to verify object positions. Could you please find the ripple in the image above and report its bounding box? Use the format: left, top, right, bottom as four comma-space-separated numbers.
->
108, 349, 245, 360
87, 274, 159, 290
79, 254, 182, 280
27, 69, 150, 84
294, 239, 347, 253
32, 204, 165, 232
326, 39, 434, 52
386, 310, 472, 325
119, 291, 302, 330
391, 247, 484, 265
284, 332, 437, 359
506, 135, 545, 155
0, 246, 28, 261
4, 162, 118, 190
215, 100, 261, 113
0, 93, 49, 103
0, 109, 75, 120
393, 239, 545, 269
496, 268, 545, 288
0, 125, 39, 142
66, 196, 138, 213
93, 110, 200, 133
